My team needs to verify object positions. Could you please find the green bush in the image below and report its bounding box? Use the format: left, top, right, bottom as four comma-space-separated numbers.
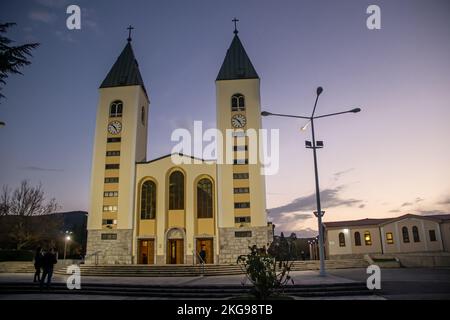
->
0, 250, 34, 262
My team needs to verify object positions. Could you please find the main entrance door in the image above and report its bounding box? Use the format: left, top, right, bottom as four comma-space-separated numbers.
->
138, 239, 154, 264
167, 239, 184, 264
196, 238, 214, 264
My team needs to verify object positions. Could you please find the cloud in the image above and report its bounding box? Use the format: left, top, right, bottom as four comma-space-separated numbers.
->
332, 168, 354, 181
55, 30, 76, 43
35, 0, 68, 8
389, 209, 401, 213
276, 228, 318, 238
19, 166, 63, 172
415, 197, 424, 203
29, 10, 56, 24
358, 204, 366, 209
437, 196, 450, 206
416, 209, 448, 216
267, 185, 363, 216
401, 202, 413, 207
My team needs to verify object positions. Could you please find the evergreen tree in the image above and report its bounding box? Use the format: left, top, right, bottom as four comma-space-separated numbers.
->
0, 22, 39, 101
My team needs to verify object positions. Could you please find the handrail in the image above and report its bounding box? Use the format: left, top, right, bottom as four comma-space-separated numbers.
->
192, 250, 205, 275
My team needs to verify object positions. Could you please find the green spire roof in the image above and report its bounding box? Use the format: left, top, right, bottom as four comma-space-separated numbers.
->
100, 42, 147, 93
216, 34, 259, 81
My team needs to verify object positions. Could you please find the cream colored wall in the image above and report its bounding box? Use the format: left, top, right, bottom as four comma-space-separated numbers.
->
350, 227, 382, 254
88, 85, 148, 231
216, 79, 267, 228
327, 226, 382, 256
440, 222, 450, 252
135, 155, 217, 259
382, 218, 443, 253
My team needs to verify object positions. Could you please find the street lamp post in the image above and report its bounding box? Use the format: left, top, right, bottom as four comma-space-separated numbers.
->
262, 87, 361, 277
64, 231, 72, 262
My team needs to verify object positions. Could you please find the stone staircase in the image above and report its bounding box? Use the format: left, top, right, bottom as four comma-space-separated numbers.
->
1, 259, 370, 277
0, 281, 373, 298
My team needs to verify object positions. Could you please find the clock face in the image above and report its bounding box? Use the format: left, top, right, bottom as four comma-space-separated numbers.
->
108, 121, 122, 135
231, 114, 247, 128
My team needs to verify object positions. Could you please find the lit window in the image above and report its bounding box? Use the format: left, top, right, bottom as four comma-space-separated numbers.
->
339, 232, 346, 247
102, 205, 117, 212
386, 232, 394, 244
364, 231, 372, 246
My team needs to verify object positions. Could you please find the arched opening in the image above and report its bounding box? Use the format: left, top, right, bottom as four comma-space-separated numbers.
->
354, 232, 361, 246
109, 100, 123, 117
412, 226, 420, 242
402, 226, 410, 243
166, 228, 184, 264
197, 178, 213, 218
169, 170, 184, 210
140, 180, 156, 220
338, 232, 346, 247
231, 93, 245, 112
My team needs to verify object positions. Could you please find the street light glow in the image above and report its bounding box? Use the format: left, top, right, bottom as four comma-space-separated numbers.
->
66, 235, 71, 241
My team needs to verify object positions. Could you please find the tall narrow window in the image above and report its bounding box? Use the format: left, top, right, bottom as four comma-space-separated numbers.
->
141, 180, 156, 219
429, 230, 437, 242
231, 94, 245, 112
339, 232, 346, 247
412, 226, 420, 242
169, 171, 184, 210
141, 106, 145, 125
197, 178, 213, 218
110, 100, 123, 117
402, 226, 410, 243
364, 231, 372, 245
354, 232, 361, 246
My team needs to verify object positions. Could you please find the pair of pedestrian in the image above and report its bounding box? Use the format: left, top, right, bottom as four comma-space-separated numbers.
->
34, 246, 58, 289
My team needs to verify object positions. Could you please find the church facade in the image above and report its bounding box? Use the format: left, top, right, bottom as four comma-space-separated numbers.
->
86, 29, 273, 265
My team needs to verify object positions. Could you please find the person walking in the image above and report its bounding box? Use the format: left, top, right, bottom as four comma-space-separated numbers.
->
33, 247, 42, 282
199, 245, 207, 264
40, 247, 58, 290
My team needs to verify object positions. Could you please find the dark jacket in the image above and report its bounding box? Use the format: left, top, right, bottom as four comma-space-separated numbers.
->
41, 252, 57, 270
34, 253, 42, 268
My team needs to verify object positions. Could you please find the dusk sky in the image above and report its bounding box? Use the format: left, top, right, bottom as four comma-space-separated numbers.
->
1, 0, 449, 236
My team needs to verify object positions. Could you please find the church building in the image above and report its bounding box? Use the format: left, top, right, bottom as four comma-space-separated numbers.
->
86, 26, 273, 265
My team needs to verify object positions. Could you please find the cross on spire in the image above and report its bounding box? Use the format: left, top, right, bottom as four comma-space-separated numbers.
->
127, 25, 134, 42
232, 17, 239, 35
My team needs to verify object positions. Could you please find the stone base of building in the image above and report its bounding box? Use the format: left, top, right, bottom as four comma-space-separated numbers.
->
218, 226, 271, 264
85, 229, 133, 265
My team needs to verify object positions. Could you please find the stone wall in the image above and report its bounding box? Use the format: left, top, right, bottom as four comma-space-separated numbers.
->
85, 229, 133, 264
218, 226, 271, 264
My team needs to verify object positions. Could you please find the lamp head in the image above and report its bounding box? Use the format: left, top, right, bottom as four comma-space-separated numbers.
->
261, 111, 272, 117
350, 108, 361, 113
316, 87, 323, 96
0, 121, 5, 128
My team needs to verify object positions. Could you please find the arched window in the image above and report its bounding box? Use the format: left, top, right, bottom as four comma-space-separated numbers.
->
338, 232, 346, 247
402, 226, 410, 243
364, 231, 372, 245
197, 178, 213, 218
354, 232, 361, 246
140, 180, 156, 219
169, 171, 184, 210
412, 226, 420, 242
110, 100, 123, 117
231, 94, 245, 112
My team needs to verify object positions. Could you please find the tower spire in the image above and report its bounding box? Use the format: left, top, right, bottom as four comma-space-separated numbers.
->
232, 17, 239, 35
127, 25, 134, 42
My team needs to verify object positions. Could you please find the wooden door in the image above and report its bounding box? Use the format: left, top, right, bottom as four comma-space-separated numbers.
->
138, 239, 154, 264
196, 238, 213, 264
167, 239, 184, 264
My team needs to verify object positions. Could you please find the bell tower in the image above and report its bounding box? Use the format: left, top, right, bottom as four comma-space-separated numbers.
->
86, 35, 149, 264
215, 24, 269, 264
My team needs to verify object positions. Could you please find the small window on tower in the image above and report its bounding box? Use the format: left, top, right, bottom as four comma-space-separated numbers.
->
141, 106, 145, 125
110, 100, 123, 117
231, 94, 245, 112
